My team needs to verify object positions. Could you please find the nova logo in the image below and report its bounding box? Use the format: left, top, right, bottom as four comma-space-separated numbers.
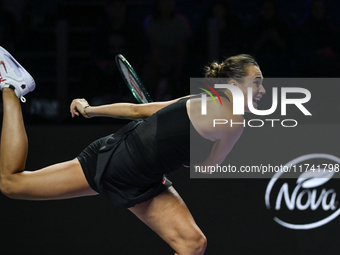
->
265, 154, 340, 230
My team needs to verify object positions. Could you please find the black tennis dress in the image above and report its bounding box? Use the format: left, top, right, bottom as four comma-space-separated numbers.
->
77, 96, 218, 208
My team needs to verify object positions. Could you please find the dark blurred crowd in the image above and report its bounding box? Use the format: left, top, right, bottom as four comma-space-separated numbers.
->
0, 0, 339, 122
87, 0, 340, 103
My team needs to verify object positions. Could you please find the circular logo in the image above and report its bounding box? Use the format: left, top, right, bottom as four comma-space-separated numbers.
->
265, 153, 340, 230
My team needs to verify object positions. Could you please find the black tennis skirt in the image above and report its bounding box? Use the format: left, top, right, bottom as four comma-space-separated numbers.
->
77, 122, 172, 208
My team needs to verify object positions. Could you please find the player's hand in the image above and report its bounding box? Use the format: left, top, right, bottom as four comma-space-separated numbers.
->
70, 98, 91, 118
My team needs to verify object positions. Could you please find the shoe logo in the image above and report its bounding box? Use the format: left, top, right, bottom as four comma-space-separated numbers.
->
21, 84, 26, 89
0, 61, 7, 73
162, 179, 166, 185
0, 74, 6, 83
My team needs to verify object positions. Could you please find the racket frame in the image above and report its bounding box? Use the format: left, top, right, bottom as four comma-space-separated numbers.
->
115, 54, 153, 104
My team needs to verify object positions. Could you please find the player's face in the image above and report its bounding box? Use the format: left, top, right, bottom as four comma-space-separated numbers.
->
236, 65, 265, 113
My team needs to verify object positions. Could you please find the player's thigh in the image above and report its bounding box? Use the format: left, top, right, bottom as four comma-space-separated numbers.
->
3, 158, 98, 200
128, 186, 205, 251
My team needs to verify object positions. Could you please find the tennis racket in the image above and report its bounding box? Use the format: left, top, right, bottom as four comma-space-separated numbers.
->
115, 54, 153, 104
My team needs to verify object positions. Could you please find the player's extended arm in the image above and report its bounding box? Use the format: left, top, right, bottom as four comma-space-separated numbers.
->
70, 96, 189, 120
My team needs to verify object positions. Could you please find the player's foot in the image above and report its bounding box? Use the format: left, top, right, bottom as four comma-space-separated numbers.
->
0, 46, 35, 102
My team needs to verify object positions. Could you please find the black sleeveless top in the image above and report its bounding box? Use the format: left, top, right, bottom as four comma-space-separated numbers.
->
124, 93, 230, 174
124, 97, 191, 174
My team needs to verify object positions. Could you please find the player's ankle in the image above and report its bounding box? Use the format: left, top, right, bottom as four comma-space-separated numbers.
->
3, 87, 17, 95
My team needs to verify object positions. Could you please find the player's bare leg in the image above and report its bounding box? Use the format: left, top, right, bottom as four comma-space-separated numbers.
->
0, 47, 97, 200
129, 187, 207, 255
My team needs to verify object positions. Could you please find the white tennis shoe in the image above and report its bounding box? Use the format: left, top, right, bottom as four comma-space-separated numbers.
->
0, 46, 35, 102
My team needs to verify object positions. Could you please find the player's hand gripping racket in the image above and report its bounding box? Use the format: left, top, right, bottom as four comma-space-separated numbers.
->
115, 54, 152, 104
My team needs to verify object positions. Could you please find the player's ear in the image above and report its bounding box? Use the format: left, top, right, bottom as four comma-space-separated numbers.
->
229, 80, 237, 86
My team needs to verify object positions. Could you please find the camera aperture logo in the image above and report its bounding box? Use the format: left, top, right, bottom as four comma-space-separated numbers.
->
197, 82, 223, 115
198, 83, 312, 128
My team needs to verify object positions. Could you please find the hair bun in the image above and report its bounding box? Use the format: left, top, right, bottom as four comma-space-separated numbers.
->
205, 62, 220, 78
204, 54, 258, 78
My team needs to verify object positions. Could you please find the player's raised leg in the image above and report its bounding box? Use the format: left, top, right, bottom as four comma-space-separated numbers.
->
0, 47, 97, 200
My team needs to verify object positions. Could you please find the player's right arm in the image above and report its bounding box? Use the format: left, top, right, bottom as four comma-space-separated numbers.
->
70, 96, 189, 120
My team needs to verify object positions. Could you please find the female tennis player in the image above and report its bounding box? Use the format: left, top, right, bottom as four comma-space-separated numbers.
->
0, 46, 265, 255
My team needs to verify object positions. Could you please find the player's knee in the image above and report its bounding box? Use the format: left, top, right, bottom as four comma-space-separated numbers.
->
0, 176, 20, 199
191, 233, 207, 254
178, 231, 207, 255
